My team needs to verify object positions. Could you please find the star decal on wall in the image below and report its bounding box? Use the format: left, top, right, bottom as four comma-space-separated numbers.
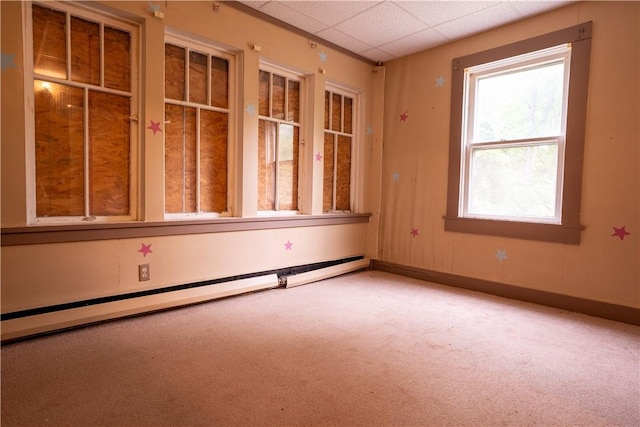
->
138, 243, 153, 257
1, 52, 17, 71
245, 103, 256, 116
366, 125, 374, 135
392, 172, 400, 182
410, 227, 419, 237
435, 76, 446, 87
315, 152, 323, 162
319, 51, 328, 63
495, 249, 508, 262
611, 226, 631, 240
400, 111, 409, 122
147, 120, 162, 135
284, 240, 293, 250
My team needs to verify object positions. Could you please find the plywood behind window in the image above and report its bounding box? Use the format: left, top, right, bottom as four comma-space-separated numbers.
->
104, 27, 131, 92
165, 44, 185, 101
332, 93, 342, 131
189, 51, 207, 105
32, 5, 67, 79
89, 91, 130, 215
165, 104, 197, 213
344, 97, 353, 134
287, 80, 300, 123
323, 133, 335, 212
324, 91, 330, 129
272, 74, 285, 120
211, 57, 228, 108
200, 110, 228, 213
258, 120, 276, 210
259, 71, 270, 117
35, 81, 85, 216
336, 135, 351, 211
70, 16, 100, 86
278, 124, 298, 210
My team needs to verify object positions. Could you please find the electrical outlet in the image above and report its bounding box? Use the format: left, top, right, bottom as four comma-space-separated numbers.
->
139, 264, 150, 281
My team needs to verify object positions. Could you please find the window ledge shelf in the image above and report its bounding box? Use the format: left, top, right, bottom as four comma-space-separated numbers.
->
1, 213, 372, 246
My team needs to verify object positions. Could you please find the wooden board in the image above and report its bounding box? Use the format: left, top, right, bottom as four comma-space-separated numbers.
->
336, 135, 351, 211
165, 44, 185, 101
323, 133, 335, 212
211, 56, 228, 108
200, 110, 228, 213
103, 26, 131, 91
70, 16, 100, 86
189, 50, 207, 105
32, 4, 67, 79
258, 120, 276, 210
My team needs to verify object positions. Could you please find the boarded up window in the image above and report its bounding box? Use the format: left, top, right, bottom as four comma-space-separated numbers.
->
32, 4, 135, 219
258, 69, 301, 211
164, 40, 230, 215
323, 90, 354, 212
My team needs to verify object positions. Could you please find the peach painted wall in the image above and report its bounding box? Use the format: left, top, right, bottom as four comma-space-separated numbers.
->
378, 1, 639, 308
0, 1, 381, 322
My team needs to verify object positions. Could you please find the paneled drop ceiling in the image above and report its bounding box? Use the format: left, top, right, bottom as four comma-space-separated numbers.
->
236, 1, 575, 63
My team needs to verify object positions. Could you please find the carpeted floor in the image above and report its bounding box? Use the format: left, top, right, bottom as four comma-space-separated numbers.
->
2, 270, 639, 426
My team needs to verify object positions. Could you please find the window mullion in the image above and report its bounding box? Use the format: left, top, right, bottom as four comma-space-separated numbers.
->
99, 23, 104, 87
274, 122, 280, 210
333, 134, 338, 211
83, 87, 91, 218
196, 107, 201, 213
65, 12, 71, 80
181, 107, 186, 213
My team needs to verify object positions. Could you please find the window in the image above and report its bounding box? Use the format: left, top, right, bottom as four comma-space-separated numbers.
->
258, 67, 302, 212
164, 35, 232, 217
323, 87, 355, 213
445, 22, 592, 244
30, 2, 138, 222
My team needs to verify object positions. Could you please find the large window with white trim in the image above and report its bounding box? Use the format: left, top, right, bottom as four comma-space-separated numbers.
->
164, 35, 234, 217
30, 2, 138, 222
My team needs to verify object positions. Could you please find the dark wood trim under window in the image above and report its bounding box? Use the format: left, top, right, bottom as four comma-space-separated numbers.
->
1, 213, 371, 246
445, 22, 592, 244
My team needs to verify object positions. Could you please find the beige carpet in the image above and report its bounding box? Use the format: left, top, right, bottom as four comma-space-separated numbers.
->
2, 270, 639, 426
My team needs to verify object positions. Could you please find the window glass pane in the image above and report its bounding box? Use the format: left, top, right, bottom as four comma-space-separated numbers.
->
343, 97, 353, 134
473, 61, 565, 142
211, 57, 228, 108
324, 91, 330, 130
33, 5, 67, 79
336, 135, 351, 211
164, 104, 197, 213
189, 50, 207, 104
89, 91, 130, 215
468, 144, 558, 218
258, 120, 276, 210
272, 75, 285, 120
331, 93, 341, 131
287, 80, 300, 123
277, 124, 298, 210
200, 110, 228, 213
259, 71, 270, 117
323, 133, 335, 212
104, 27, 131, 91
71, 16, 100, 86
35, 80, 84, 216
165, 44, 185, 101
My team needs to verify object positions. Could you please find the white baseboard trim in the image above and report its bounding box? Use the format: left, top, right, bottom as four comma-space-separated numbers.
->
285, 258, 370, 288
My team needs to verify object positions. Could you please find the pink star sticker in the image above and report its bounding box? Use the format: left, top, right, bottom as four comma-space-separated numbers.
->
284, 240, 293, 250
410, 227, 419, 237
400, 111, 408, 122
138, 243, 153, 257
147, 120, 162, 135
612, 226, 631, 240
315, 152, 322, 162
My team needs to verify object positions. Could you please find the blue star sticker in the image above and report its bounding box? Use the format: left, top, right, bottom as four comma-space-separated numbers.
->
495, 249, 508, 262
366, 125, 374, 135
245, 103, 256, 116
392, 172, 400, 182
435, 76, 446, 87
319, 51, 328, 63
1, 52, 17, 71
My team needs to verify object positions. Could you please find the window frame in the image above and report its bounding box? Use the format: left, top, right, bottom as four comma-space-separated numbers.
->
257, 62, 305, 215
25, 0, 140, 225
445, 22, 592, 244
163, 32, 236, 219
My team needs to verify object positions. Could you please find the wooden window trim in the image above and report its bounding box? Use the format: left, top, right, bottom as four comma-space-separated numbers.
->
445, 22, 592, 244
0, 213, 371, 246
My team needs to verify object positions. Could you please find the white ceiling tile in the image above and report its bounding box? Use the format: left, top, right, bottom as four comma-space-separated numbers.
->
379, 28, 450, 58
359, 47, 396, 63
509, 0, 573, 17
394, 1, 500, 27
258, 2, 329, 34
433, 2, 521, 40
315, 27, 374, 54
278, 1, 382, 27
334, 2, 427, 47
